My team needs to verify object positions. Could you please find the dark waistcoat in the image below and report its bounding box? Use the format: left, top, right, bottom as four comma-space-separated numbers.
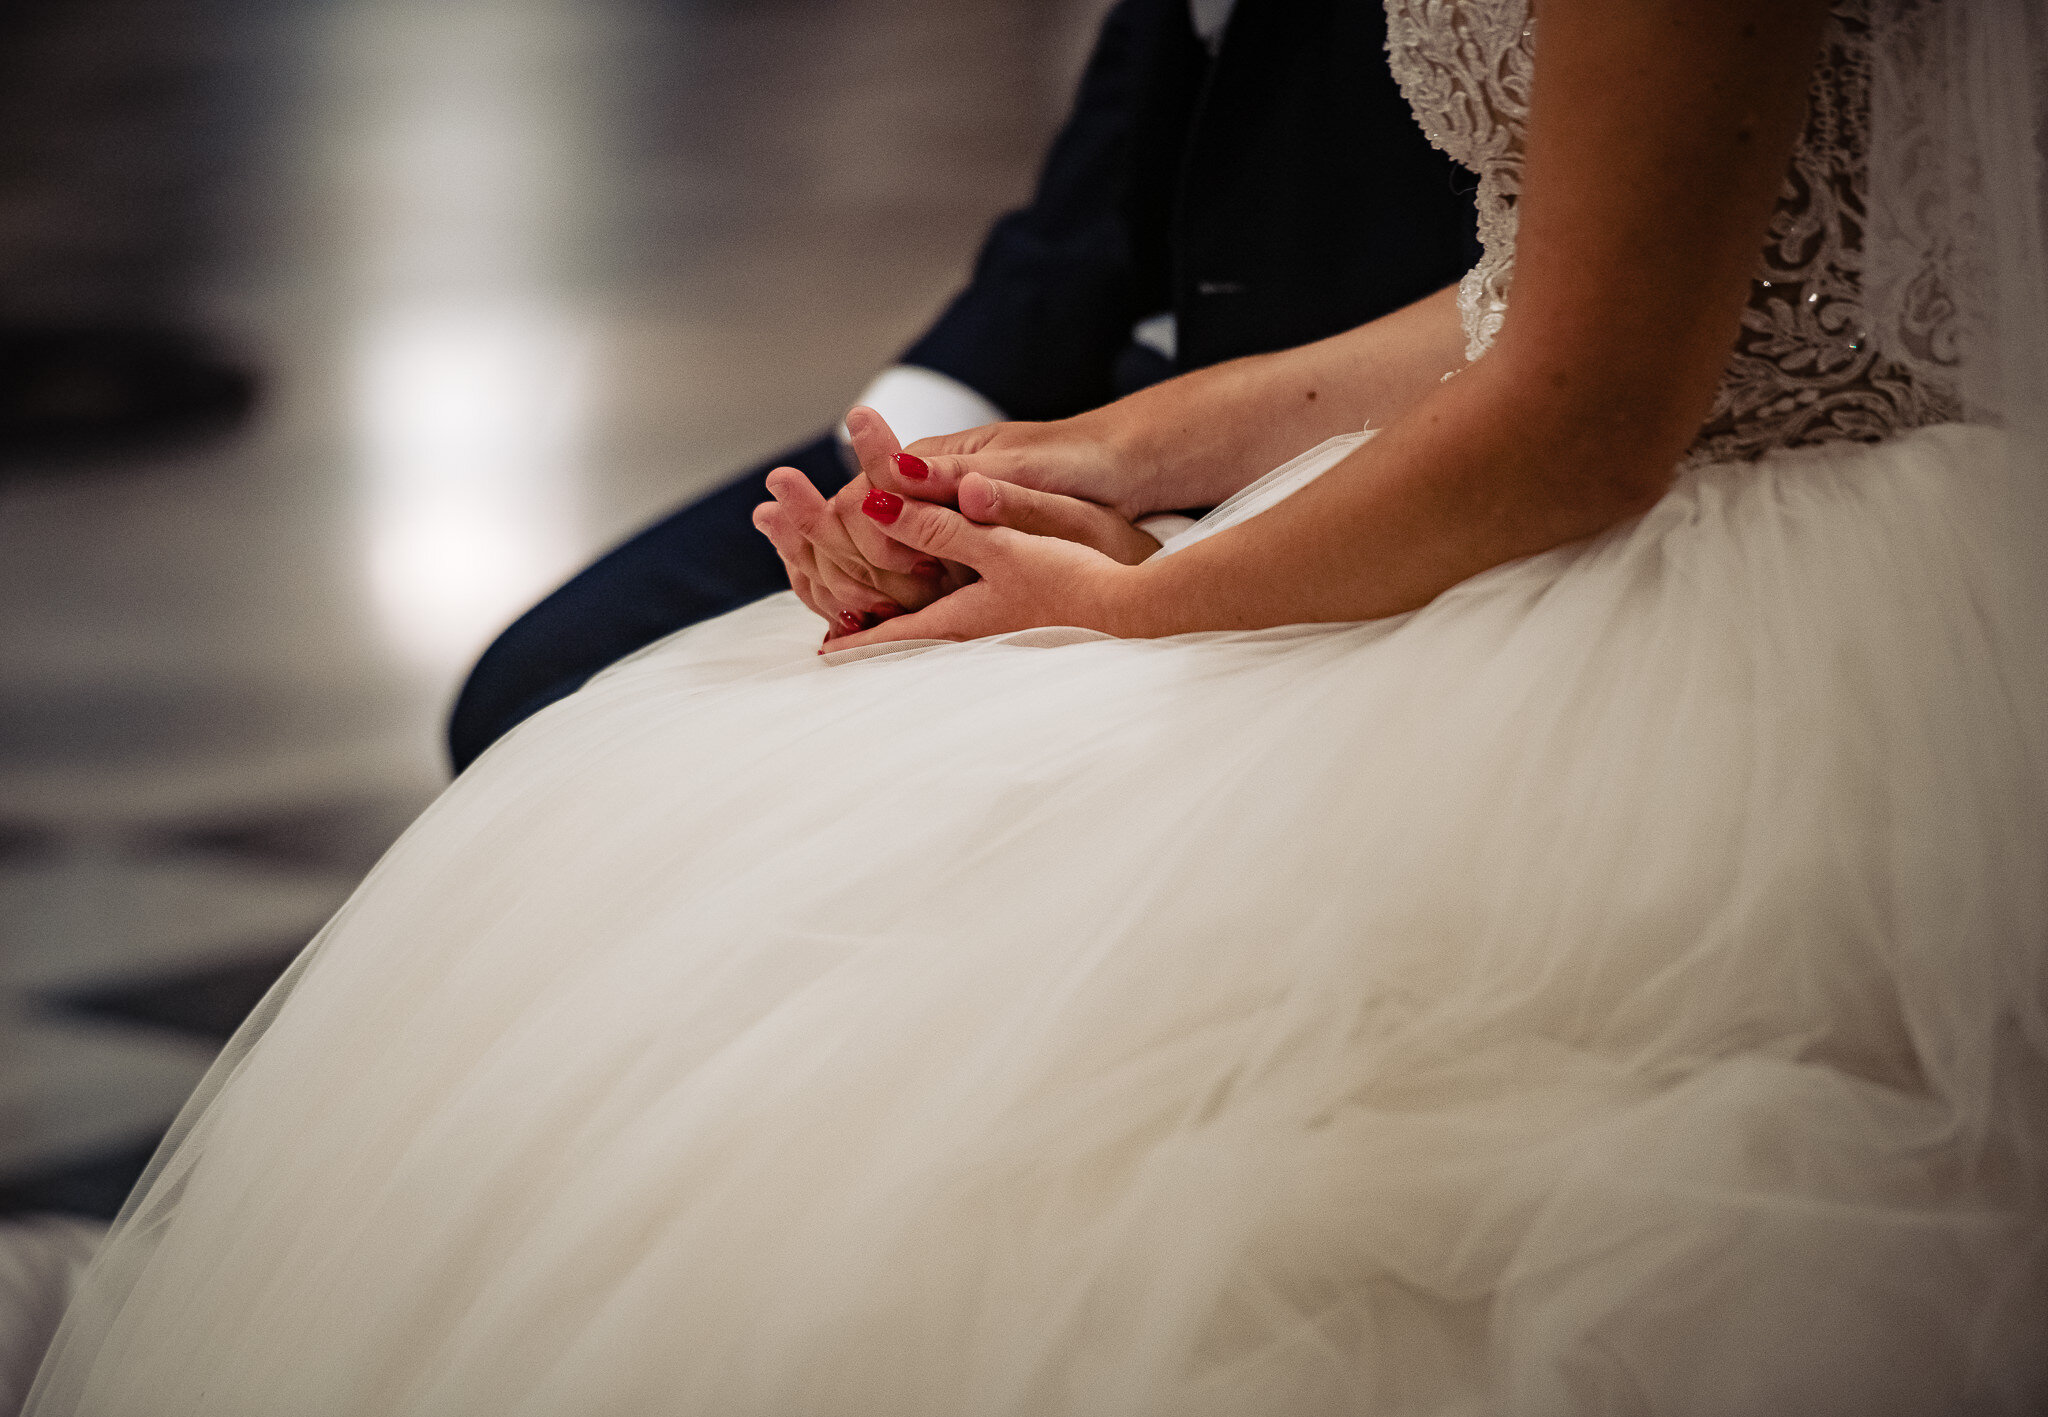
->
903, 0, 1479, 421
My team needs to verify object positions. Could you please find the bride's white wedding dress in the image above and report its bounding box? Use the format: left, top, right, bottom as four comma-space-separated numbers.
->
29, 2, 2048, 1413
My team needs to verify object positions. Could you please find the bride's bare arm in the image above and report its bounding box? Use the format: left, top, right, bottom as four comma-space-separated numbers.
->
869, 283, 1470, 519
833, 0, 1832, 647
755, 287, 1468, 634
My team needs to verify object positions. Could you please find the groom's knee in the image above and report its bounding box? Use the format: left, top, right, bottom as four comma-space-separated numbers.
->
446, 430, 852, 773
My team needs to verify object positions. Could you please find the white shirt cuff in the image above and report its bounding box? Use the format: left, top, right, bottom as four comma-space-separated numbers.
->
840, 366, 1006, 457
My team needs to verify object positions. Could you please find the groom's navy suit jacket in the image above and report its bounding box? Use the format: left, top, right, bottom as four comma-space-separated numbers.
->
447, 0, 1477, 772
905, 0, 1476, 418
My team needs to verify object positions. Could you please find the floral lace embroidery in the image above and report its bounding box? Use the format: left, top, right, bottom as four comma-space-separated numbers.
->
1384, 0, 1531, 365
1383, 0, 1960, 462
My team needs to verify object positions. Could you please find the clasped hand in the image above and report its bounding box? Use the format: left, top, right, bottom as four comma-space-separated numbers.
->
752, 406, 1162, 648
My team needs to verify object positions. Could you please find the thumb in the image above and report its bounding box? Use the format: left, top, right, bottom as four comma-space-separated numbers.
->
868, 425, 1011, 503
860, 489, 1018, 573
843, 405, 903, 486
960, 474, 1161, 566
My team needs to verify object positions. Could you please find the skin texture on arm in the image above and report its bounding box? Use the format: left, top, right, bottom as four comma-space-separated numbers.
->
758, 284, 1469, 635
833, 0, 1833, 648
866, 281, 1471, 520
752, 409, 1163, 638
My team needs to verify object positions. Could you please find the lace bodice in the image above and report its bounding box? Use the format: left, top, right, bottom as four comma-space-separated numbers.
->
1384, 0, 1961, 463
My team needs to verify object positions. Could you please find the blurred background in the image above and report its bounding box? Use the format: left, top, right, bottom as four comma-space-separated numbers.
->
0, 0, 1111, 1220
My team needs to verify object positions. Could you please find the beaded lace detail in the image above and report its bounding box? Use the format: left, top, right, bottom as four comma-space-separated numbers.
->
1384, 0, 1961, 462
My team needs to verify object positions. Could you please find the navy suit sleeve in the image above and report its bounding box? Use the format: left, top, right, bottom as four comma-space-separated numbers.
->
901, 0, 1202, 423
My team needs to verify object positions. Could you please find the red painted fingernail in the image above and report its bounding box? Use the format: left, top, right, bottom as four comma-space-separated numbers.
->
893, 452, 928, 480
913, 559, 942, 577
862, 489, 903, 524
837, 610, 863, 632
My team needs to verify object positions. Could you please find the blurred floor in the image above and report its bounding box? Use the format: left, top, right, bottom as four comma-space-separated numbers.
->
0, 0, 1109, 1215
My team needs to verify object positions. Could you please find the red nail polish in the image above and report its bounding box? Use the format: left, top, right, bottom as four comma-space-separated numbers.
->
913, 559, 942, 577
837, 610, 863, 632
863, 489, 903, 524
893, 452, 929, 480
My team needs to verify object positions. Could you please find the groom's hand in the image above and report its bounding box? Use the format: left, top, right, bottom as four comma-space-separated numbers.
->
823, 472, 1145, 649
844, 405, 1159, 574
950, 473, 1161, 566
757, 408, 1162, 639
752, 468, 946, 637
853, 405, 1145, 520
755, 466, 1161, 638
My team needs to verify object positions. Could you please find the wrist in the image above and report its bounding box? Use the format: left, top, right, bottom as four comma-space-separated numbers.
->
1078, 362, 1269, 517
1095, 556, 1188, 639
1063, 405, 1170, 520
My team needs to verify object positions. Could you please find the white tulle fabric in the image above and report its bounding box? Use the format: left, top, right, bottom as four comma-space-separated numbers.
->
27, 2, 2048, 1413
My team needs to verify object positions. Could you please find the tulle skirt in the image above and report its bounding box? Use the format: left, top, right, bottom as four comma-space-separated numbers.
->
28, 424, 2048, 1415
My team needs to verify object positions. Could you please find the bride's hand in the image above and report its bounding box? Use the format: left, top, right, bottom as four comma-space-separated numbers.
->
754, 460, 975, 634
755, 409, 1161, 639
756, 467, 1161, 638
844, 406, 1158, 566
821, 473, 1146, 649
854, 405, 1159, 521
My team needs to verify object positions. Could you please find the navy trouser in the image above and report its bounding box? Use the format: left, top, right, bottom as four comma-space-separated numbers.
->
445, 430, 851, 774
